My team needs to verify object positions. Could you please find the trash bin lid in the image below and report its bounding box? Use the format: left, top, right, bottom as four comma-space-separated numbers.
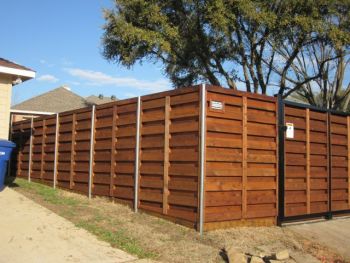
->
0, 139, 16, 148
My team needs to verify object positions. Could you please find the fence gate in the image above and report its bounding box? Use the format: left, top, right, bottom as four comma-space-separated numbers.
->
329, 112, 350, 213
278, 98, 350, 223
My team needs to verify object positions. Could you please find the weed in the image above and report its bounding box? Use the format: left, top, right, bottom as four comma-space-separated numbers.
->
14, 178, 81, 207
76, 220, 156, 259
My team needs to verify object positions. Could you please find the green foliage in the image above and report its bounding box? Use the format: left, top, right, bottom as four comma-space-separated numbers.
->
76, 221, 156, 259
14, 178, 81, 206
102, 0, 350, 96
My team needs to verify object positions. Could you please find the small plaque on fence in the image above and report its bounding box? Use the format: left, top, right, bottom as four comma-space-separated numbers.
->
286, 123, 294, 139
210, 100, 224, 112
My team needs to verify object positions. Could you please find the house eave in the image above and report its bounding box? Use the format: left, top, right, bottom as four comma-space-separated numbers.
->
0, 65, 36, 81
10, 109, 55, 115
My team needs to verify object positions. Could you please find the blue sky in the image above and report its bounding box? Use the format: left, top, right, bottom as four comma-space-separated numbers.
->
1, 0, 170, 105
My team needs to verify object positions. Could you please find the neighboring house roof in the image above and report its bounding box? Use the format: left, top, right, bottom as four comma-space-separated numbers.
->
85, 95, 117, 105
12, 86, 88, 113
12, 86, 119, 113
0, 58, 34, 71
0, 58, 35, 82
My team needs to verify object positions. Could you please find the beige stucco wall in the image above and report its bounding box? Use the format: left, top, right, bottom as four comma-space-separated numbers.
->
0, 75, 12, 139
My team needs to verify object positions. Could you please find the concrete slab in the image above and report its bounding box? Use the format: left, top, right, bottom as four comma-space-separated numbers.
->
0, 187, 137, 263
287, 218, 350, 261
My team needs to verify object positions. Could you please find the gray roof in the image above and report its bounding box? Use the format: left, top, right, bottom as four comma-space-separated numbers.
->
12, 86, 119, 113
0, 58, 34, 72
85, 95, 117, 106
12, 86, 88, 113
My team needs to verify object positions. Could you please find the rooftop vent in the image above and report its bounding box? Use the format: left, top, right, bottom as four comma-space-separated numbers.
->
62, 85, 71, 91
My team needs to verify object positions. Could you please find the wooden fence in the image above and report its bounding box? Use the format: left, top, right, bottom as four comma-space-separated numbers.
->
10, 85, 350, 231
330, 112, 350, 212
12, 86, 203, 229
279, 101, 350, 222
204, 87, 278, 230
283, 104, 329, 217
10, 85, 279, 231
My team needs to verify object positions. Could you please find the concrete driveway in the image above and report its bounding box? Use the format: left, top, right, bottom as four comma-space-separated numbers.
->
0, 187, 139, 263
287, 217, 350, 261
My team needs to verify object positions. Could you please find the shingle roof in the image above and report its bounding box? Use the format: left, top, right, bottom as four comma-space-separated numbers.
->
85, 95, 118, 105
0, 58, 34, 72
12, 86, 88, 113
12, 87, 119, 113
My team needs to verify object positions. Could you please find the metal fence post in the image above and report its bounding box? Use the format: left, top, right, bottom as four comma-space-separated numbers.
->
88, 106, 96, 199
326, 112, 333, 220
28, 117, 34, 182
134, 96, 141, 212
53, 113, 59, 189
199, 83, 206, 235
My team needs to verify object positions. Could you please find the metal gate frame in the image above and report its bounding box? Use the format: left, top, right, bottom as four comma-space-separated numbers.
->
277, 96, 350, 224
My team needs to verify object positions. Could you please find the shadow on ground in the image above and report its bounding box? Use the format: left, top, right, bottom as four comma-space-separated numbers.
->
5, 176, 18, 187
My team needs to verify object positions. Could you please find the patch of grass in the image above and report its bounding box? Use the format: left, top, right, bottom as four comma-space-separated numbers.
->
60, 209, 77, 218
155, 218, 168, 226
76, 220, 156, 259
14, 178, 81, 207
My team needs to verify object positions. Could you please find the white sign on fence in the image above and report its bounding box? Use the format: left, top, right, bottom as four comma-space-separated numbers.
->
210, 100, 224, 111
286, 123, 294, 139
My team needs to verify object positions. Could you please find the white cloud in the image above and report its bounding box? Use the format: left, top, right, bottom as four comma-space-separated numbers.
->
64, 68, 169, 93
37, 74, 59, 83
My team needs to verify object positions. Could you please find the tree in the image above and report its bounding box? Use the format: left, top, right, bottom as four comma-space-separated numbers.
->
102, 0, 350, 97
288, 42, 350, 111
280, 2, 350, 110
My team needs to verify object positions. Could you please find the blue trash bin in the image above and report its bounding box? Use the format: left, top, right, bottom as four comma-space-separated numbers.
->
0, 139, 16, 191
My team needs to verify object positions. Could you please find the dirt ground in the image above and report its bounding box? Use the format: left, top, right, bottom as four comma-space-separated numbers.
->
0, 187, 137, 263
9, 179, 349, 263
